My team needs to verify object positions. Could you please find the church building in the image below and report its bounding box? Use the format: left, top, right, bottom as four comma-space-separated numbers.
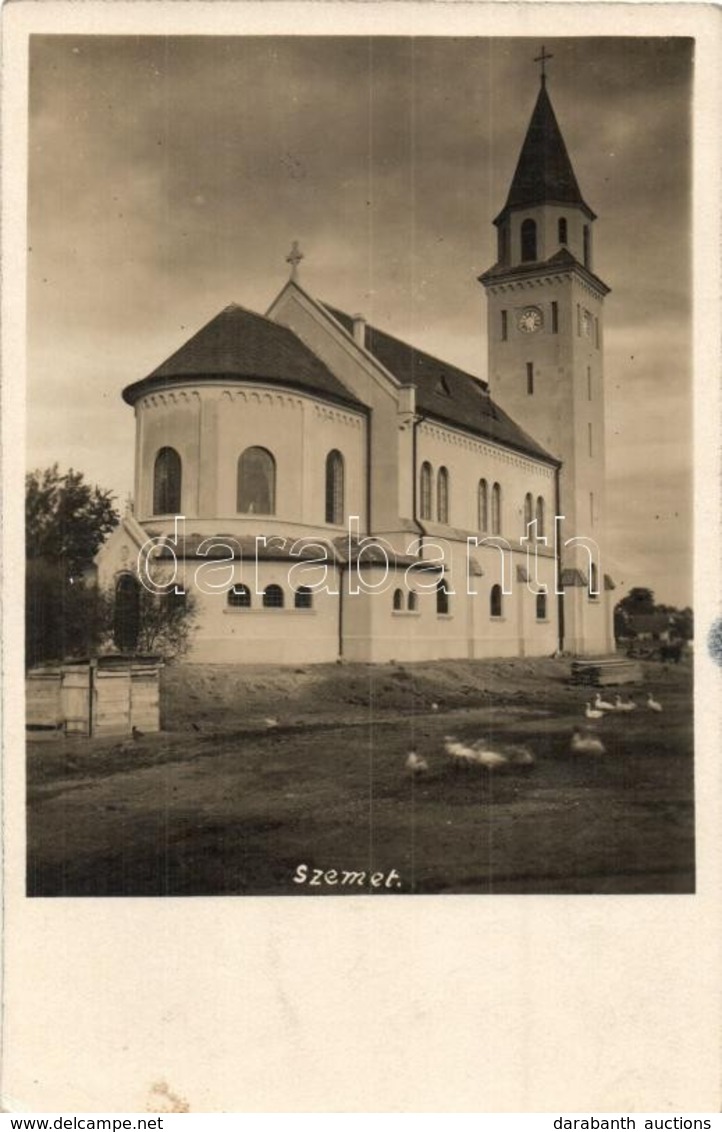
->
95, 69, 616, 665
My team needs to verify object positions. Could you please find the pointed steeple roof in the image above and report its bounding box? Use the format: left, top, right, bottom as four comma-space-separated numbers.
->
496, 80, 595, 222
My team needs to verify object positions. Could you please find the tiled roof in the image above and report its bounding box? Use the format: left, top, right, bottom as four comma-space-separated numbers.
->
324, 305, 557, 465
123, 304, 363, 408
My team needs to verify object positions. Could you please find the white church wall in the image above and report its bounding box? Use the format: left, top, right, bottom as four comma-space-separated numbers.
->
415, 420, 556, 545
183, 560, 342, 666
134, 383, 367, 538
136, 390, 202, 521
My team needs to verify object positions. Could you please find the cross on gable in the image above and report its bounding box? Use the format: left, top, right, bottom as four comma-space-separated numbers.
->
286, 240, 304, 281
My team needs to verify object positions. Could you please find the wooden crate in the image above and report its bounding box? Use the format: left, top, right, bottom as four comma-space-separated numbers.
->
26, 666, 63, 728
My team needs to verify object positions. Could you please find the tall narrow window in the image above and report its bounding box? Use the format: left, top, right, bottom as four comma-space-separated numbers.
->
498, 225, 509, 263
583, 224, 591, 268
436, 579, 450, 616
588, 423, 593, 457
586, 366, 592, 401
478, 479, 489, 532
595, 318, 600, 348
536, 496, 545, 537
524, 492, 533, 530
113, 574, 140, 651
521, 218, 537, 262
325, 449, 344, 524
558, 217, 568, 245
526, 362, 534, 396
536, 593, 547, 620
589, 491, 595, 527
420, 461, 432, 520
490, 584, 503, 618
501, 310, 508, 341
392, 588, 403, 612
589, 562, 599, 598
577, 304, 582, 336
491, 482, 502, 535
237, 447, 276, 514
407, 591, 417, 612
437, 467, 449, 524
551, 301, 558, 333
153, 447, 182, 515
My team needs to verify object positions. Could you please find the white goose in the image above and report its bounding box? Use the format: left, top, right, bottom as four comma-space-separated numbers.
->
443, 735, 508, 769
647, 693, 663, 713
585, 702, 604, 720
594, 692, 615, 712
405, 751, 429, 775
571, 728, 606, 756
614, 694, 636, 712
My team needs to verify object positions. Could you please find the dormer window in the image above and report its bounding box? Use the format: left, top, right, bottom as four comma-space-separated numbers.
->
435, 374, 451, 397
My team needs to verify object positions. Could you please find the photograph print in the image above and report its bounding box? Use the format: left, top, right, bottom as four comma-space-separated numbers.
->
25, 35, 694, 897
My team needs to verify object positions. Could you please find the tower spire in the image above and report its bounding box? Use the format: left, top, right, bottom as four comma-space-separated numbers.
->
495, 77, 594, 221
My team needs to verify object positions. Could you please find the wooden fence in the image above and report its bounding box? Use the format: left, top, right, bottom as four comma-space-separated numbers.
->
27, 656, 162, 737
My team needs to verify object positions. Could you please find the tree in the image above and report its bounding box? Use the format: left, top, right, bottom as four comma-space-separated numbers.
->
26, 466, 119, 666
26, 465, 119, 578
109, 582, 199, 660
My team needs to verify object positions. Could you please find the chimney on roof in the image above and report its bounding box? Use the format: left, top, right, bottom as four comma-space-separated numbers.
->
352, 313, 366, 348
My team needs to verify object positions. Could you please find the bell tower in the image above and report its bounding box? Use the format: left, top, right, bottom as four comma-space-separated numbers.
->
479, 53, 614, 654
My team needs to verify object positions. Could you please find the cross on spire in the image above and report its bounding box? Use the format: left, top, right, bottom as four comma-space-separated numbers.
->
286, 240, 304, 281
534, 45, 553, 85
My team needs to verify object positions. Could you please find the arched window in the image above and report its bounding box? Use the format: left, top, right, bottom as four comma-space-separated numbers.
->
436, 579, 450, 616
153, 447, 182, 515
589, 562, 599, 598
536, 592, 547, 620
237, 447, 276, 515
490, 584, 503, 619
262, 584, 284, 608
491, 482, 502, 535
228, 584, 251, 608
294, 586, 313, 610
536, 496, 545, 537
113, 574, 140, 651
583, 224, 591, 268
393, 588, 403, 612
325, 450, 344, 525
478, 479, 489, 532
558, 217, 568, 245
521, 218, 537, 262
437, 466, 449, 524
408, 591, 417, 612
420, 461, 432, 520
524, 492, 534, 531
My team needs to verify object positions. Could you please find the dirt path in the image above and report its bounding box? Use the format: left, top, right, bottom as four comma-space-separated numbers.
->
27, 659, 694, 896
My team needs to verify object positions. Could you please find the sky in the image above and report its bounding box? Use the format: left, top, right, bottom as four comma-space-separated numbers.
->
27, 35, 693, 607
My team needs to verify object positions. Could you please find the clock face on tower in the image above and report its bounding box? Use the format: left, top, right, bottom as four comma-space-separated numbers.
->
518, 307, 543, 334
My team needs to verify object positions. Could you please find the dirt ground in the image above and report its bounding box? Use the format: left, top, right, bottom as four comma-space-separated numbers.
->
27, 656, 694, 896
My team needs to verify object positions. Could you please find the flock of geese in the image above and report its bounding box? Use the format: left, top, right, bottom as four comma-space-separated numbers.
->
405, 689, 665, 775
